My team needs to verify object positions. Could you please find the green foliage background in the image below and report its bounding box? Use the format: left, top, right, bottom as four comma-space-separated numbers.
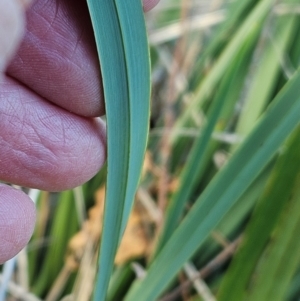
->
2, 0, 300, 301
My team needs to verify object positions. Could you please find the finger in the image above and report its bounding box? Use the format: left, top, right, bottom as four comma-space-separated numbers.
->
16, 0, 34, 9
0, 0, 25, 74
7, 0, 104, 117
7, 0, 159, 118
143, 0, 160, 12
0, 76, 106, 191
0, 185, 36, 264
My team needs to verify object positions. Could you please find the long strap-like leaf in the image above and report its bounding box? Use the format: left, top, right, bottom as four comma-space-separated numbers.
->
86, 1, 150, 300
125, 68, 300, 301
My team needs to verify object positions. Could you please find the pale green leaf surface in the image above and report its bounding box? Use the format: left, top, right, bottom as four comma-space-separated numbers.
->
114, 0, 150, 235
125, 70, 300, 301
86, 0, 150, 300
87, 2, 129, 299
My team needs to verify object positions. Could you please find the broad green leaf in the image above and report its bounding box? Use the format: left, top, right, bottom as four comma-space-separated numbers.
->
125, 69, 300, 301
86, 1, 150, 300
218, 125, 300, 301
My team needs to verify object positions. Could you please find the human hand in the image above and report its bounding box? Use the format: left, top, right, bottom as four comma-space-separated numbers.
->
0, 0, 160, 264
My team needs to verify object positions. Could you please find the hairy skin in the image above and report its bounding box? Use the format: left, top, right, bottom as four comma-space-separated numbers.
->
0, 0, 160, 264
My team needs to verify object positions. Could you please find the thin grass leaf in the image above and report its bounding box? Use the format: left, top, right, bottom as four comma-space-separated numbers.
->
155, 30, 258, 256
171, 0, 275, 144
107, 264, 133, 301
87, 2, 129, 298
246, 138, 300, 301
32, 191, 78, 296
218, 125, 300, 301
234, 3, 297, 140
86, 0, 150, 300
195, 163, 272, 268
189, 0, 258, 89
125, 69, 300, 301
114, 0, 151, 236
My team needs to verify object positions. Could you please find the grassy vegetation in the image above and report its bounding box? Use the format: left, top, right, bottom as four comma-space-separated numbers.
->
2, 0, 300, 300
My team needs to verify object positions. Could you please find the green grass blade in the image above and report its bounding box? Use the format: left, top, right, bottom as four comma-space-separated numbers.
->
193, 164, 272, 270
87, 1, 129, 299
114, 0, 151, 235
218, 125, 300, 301
171, 0, 275, 144
86, 0, 150, 300
32, 191, 78, 296
155, 31, 258, 256
189, 0, 258, 89
155, 78, 226, 254
234, 4, 297, 140
125, 69, 300, 301
246, 136, 300, 301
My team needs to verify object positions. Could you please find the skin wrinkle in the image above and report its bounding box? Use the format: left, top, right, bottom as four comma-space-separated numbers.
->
4, 121, 101, 189
0, 136, 55, 189
7, 0, 104, 117
0, 77, 106, 191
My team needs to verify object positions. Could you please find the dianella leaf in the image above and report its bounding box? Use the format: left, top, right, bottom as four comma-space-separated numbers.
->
125, 69, 300, 301
114, 0, 151, 236
86, 1, 150, 300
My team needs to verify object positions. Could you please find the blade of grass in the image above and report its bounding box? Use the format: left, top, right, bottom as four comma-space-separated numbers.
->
156, 29, 259, 256
86, 1, 150, 300
114, 0, 151, 235
234, 3, 297, 140
286, 267, 300, 300
33, 191, 78, 296
86, 1, 129, 298
247, 174, 300, 301
218, 124, 300, 301
245, 127, 300, 301
189, 0, 258, 89
194, 163, 272, 268
171, 0, 275, 144
125, 69, 300, 301
107, 264, 134, 301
